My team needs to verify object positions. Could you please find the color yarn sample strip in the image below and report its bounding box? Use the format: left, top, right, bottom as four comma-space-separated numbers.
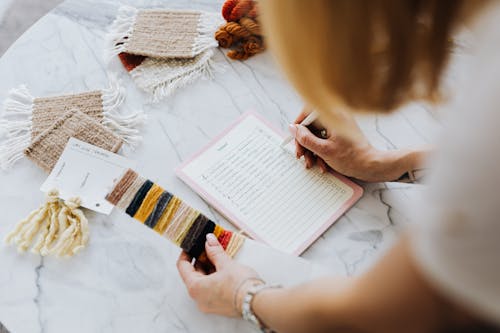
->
106, 169, 245, 259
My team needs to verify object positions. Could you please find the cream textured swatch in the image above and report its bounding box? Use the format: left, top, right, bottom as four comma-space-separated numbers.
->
24, 109, 123, 173
130, 48, 216, 101
106, 6, 222, 61
127, 11, 201, 59
31, 91, 104, 139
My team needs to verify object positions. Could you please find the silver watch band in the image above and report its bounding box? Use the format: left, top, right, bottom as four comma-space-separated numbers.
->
241, 283, 281, 333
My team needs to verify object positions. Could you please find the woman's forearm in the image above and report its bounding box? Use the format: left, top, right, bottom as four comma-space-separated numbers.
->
372, 146, 432, 182
251, 277, 353, 333
249, 238, 462, 333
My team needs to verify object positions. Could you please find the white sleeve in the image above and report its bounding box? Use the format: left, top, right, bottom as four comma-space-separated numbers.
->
410, 21, 500, 325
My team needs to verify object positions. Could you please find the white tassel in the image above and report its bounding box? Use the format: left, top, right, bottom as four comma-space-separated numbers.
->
49, 197, 89, 258
4, 190, 58, 252
0, 85, 34, 170
192, 12, 224, 56
39, 200, 62, 255
4, 190, 90, 258
101, 77, 146, 148
104, 5, 138, 63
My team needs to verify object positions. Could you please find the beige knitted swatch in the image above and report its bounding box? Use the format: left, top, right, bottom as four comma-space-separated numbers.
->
24, 109, 123, 173
31, 91, 104, 139
107, 7, 222, 60
128, 11, 201, 59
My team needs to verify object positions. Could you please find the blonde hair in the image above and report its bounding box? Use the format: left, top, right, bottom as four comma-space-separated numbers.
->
261, 0, 463, 128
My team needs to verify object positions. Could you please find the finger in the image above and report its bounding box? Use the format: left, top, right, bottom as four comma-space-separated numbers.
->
205, 233, 231, 270
295, 139, 305, 159
294, 111, 308, 124
317, 158, 329, 173
294, 104, 314, 124
304, 150, 316, 169
177, 251, 204, 285
292, 125, 330, 157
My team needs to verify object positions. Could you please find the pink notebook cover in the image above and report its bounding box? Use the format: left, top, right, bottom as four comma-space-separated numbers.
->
176, 111, 363, 255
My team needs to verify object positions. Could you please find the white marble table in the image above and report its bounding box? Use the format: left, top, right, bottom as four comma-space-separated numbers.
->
0, 0, 457, 332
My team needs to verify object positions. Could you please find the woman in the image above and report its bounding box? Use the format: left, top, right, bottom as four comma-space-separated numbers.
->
177, 1, 500, 332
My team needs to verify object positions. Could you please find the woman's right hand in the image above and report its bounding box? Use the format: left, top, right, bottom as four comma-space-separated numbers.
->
290, 107, 424, 182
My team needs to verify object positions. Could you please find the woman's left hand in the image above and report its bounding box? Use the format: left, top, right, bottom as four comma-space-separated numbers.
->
177, 234, 263, 317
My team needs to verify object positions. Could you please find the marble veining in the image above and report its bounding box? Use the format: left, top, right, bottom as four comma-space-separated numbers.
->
0, 0, 454, 332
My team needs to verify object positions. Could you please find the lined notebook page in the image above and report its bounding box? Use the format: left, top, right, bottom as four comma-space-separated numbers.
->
178, 114, 358, 255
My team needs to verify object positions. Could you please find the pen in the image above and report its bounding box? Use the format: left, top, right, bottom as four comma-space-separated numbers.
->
280, 111, 319, 147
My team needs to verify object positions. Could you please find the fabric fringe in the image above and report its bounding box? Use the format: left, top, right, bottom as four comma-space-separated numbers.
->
104, 5, 138, 63
131, 49, 222, 103
4, 189, 90, 257
101, 77, 146, 148
192, 12, 225, 56
0, 85, 34, 170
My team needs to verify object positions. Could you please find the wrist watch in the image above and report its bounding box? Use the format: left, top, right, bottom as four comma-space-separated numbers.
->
241, 283, 281, 333
395, 168, 428, 183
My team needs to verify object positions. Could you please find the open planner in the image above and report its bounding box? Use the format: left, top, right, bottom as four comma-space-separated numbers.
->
176, 112, 363, 255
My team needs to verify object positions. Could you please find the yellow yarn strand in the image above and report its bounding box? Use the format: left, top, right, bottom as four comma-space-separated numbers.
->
134, 184, 164, 223
213, 225, 223, 239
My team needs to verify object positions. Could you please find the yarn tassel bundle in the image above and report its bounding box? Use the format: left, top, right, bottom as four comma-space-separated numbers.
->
4, 190, 89, 257
215, 0, 265, 60
106, 6, 224, 102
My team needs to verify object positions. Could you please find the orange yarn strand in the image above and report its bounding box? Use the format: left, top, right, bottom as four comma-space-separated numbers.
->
222, 0, 238, 21
243, 36, 264, 55
229, 0, 253, 22
227, 48, 249, 60
239, 17, 261, 36
215, 29, 234, 48
247, 3, 258, 19
224, 21, 252, 39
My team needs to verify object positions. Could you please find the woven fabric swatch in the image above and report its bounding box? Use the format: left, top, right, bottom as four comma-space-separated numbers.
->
106, 169, 245, 260
24, 109, 123, 173
0, 81, 145, 170
31, 91, 104, 139
128, 11, 206, 59
106, 6, 223, 102
126, 49, 217, 101
107, 6, 222, 59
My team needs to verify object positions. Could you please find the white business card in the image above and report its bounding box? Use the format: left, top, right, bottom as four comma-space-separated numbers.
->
41, 138, 136, 214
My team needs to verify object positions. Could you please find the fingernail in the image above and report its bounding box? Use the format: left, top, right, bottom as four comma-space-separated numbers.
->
288, 124, 297, 137
206, 233, 218, 246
